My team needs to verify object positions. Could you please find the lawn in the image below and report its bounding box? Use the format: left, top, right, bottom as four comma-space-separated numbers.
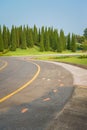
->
35, 55, 87, 66
50, 56, 87, 66
1, 46, 83, 56
2, 46, 61, 56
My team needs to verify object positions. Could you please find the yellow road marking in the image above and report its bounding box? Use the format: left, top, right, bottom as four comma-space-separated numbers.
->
0, 61, 40, 103
0, 60, 8, 71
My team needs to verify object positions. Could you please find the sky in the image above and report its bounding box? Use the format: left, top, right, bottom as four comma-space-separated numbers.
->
0, 0, 87, 35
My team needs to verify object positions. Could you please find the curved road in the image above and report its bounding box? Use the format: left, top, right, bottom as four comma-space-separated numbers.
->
0, 57, 74, 130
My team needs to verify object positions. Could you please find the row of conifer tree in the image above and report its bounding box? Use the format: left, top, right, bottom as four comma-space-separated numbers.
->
0, 25, 76, 52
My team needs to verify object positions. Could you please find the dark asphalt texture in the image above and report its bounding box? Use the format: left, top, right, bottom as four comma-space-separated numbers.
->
0, 57, 37, 98
0, 57, 74, 130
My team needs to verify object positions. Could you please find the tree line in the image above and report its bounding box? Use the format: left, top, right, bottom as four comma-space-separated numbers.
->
0, 25, 79, 53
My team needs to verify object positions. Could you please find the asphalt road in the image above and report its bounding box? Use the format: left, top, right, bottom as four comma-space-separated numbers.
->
0, 57, 74, 130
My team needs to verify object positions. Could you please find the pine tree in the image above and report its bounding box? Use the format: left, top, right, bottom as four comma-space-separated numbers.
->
21, 26, 26, 49
26, 25, 29, 48
58, 30, 63, 52
10, 26, 16, 51
83, 28, 87, 39
67, 33, 71, 50
38, 28, 40, 45
19, 26, 22, 48
27, 28, 33, 48
50, 29, 58, 51
0, 26, 4, 52
71, 33, 76, 52
40, 33, 44, 51
40, 26, 45, 51
0, 24, 78, 53
44, 27, 50, 51
53, 30, 60, 52
49, 27, 55, 51
33, 25, 38, 45
60, 29, 66, 51
15, 27, 20, 48
3, 25, 8, 49
7, 28, 10, 49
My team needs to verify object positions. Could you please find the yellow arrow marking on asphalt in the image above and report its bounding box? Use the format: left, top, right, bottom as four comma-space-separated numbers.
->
0, 60, 8, 71
0, 61, 40, 103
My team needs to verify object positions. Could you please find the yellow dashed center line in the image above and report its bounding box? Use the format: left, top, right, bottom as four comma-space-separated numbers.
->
0, 60, 8, 71
0, 61, 40, 103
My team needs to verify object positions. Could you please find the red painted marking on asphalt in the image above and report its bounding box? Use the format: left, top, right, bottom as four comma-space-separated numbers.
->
58, 79, 61, 82
53, 89, 57, 93
21, 108, 28, 113
43, 98, 50, 102
47, 79, 51, 81
60, 83, 64, 87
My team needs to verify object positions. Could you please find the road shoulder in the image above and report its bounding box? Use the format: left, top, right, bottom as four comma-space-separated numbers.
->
45, 61, 87, 130
47, 85, 87, 130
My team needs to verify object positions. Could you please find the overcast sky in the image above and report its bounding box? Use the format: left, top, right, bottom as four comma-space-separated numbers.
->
0, 0, 87, 35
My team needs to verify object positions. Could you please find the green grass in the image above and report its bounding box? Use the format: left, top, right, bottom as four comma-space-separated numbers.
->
35, 55, 87, 66
1, 46, 83, 56
2, 46, 62, 56
51, 57, 87, 65
4, 47, 40, 56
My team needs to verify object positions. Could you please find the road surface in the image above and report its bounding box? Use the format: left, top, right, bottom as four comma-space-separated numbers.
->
0, 57, 74, 130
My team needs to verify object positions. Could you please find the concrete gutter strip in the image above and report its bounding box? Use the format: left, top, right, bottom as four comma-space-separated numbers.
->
45, 61, 87, 130
45, 61, 87, 87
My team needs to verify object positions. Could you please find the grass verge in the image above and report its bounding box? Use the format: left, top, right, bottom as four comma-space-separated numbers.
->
0, 46, 84, 56
0, 46, 62, 56
50, 56, 87, 65
35, 55, 87, 68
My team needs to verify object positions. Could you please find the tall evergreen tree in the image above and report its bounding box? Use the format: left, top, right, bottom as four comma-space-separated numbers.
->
0, 26, 4, 52
51, 29, 58, 51
44, 27, 50, 51
7, 28, 10, 49
58, 30, 63, 52
19, 26, 22, 48
71, 33, 76, 52
33, 25, 38, 45
26, 25, 29, 47
83, 28, 87, 39
60, 29, 66, 51
28, 28, 34, 48
10, 26, 16, 51
40, 33, 44, 51
3, 25, 8, 49
67, 33, 71, 50
15, 27, 20, 48
38, 28, 40, 45
40, 26, 45, 51
53, 29, 59, 52
0, 24, 79, 53
21, 26, 26, 49
48, 27, 54, 51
